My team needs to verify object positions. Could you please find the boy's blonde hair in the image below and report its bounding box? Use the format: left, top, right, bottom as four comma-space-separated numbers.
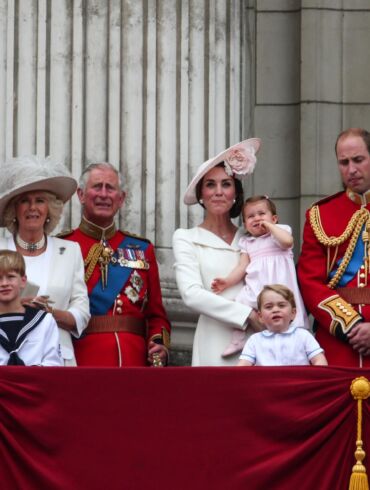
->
0, 250, 26, 276
257, 284, 296, 311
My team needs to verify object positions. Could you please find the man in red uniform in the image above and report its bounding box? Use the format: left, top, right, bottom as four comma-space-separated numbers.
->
62, 162, 171, 366
298, 128, 370, 367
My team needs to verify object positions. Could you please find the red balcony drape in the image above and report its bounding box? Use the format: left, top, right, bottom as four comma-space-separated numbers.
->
0, 366, 368, 490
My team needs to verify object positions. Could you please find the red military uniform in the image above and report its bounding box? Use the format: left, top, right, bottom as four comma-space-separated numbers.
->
62, 218, 171, 366
297, 189, 370, 367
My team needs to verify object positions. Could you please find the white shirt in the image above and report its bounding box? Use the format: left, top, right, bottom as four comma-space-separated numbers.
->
239, 326, 324, 366
0, 313, 63, 366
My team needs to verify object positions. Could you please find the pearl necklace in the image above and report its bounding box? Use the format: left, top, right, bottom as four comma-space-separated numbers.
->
16, 234, 46, 252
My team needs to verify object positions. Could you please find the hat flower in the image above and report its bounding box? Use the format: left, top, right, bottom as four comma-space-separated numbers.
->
224, 144, 257, 179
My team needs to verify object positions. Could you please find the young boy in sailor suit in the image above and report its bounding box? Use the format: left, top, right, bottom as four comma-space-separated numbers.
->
0, 250, 62, 366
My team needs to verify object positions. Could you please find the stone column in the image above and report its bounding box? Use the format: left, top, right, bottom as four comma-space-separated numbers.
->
0, 0, 257, 362
300, 0, 370, 226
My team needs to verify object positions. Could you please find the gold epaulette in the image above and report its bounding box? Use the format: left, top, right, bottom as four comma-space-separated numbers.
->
318, 294, 361, 336
55, 229, 73, 238
121, 230, 151, 244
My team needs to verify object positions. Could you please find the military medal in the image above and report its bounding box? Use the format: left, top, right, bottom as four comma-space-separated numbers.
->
117, 246, 149, 269
124, 285, 139, 303
130, 270, 144, 292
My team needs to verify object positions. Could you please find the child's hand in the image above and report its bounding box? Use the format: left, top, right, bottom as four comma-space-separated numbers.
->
260, 220, 272, 232
211, 278, 228, 293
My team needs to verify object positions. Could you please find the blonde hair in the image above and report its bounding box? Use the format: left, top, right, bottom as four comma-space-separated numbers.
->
0, 250, 26, 276
257, 284, 296, 311
3, 191, 64, 235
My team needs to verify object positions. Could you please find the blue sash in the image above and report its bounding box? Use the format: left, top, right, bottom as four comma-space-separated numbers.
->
328, 226, 365, 287
89, 235, 150, 315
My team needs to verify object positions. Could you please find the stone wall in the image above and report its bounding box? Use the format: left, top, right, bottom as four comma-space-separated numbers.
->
1, 1, 370, 363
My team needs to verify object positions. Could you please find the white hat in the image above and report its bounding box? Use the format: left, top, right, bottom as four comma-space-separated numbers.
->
0, 155, 77, 225
183, 138, 261, 205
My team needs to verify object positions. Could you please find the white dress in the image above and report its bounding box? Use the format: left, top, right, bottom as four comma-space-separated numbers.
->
235, 225, 310, 330
172, 227, 252, 366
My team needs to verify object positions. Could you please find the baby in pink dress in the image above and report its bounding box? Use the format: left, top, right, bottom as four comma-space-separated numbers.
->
212, 195, 309, 357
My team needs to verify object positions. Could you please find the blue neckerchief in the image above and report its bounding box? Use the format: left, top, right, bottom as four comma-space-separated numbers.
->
328, 225, 365, 287
89, 235, 149, 315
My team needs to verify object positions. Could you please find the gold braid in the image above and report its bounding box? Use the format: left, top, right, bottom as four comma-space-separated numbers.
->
309, 206, 370, 289
84, 242, 104, 282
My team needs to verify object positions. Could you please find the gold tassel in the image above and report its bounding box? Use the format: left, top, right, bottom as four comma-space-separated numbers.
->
349, 377, 370, 490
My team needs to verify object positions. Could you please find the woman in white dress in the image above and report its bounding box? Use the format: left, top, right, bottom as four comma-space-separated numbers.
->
172, 138, 263, 366
0, 155, 90, 365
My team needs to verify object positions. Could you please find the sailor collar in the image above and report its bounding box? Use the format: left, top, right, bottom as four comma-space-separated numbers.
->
79, 216, 116, 240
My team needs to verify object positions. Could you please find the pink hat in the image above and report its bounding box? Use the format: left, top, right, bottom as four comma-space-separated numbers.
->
183, 138, 261, 205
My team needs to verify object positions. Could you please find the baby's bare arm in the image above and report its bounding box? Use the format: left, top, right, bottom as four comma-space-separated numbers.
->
211, 253, 250, 293
263, 222, 293, 249
211, 277, 230, 293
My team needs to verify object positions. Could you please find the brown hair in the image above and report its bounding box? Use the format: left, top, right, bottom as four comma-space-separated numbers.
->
195, 162, 244, 218
335, 128, 370, 156
0, 250, 26, 276
242, 195, 277, 218
257, 284, 296, 311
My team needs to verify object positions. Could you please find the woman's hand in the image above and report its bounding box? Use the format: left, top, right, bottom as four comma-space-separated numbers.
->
22, 295, 77, 332
22, 295, 54, 312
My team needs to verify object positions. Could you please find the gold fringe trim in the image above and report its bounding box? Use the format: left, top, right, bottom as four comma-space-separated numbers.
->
349, 377, 370, 490
309, 207, 370, 289
84, 242, 104, 283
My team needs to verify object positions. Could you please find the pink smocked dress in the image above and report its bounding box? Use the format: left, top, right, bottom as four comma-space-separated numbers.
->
235, 224, 310, 329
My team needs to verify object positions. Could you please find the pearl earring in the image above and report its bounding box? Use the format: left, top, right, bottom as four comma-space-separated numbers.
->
233, 199, 236, 203
46, 217, 50, 223
199, 199, 204, 204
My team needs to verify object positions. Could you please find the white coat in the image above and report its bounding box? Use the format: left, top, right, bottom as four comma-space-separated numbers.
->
172, 227, 252, 366
0, 236, 90, 365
